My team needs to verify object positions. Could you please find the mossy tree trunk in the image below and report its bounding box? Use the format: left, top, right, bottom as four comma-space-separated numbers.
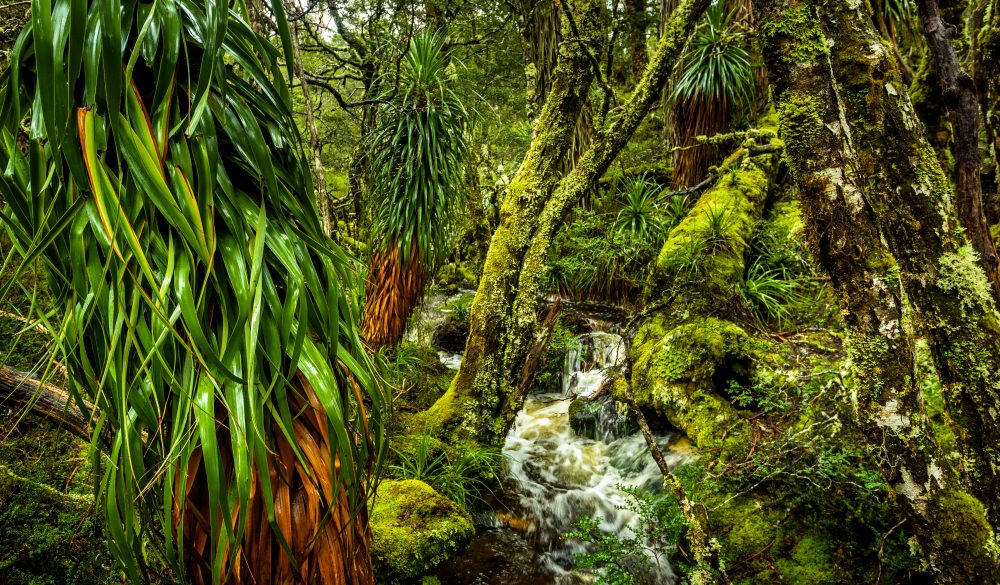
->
917, 0, 1000, 300
423, 0, 711, 446
514, 0, 595, 170
758, 0, 1000, 580
629, 116, 780, 455
975, 0, 1000, 222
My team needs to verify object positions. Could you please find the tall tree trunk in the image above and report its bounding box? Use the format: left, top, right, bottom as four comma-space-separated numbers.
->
515, 0, 594, 170
758, 0, 1000, 580
917, 0, 1000, 300
976, 0, 1000, 222
421, 0, 711, 446
288, 15, 333, 235
626, 0, 650, 81
910, 0, 968, 164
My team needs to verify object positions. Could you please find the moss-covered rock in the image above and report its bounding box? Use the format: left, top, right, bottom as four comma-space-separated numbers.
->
622, 315, 750, 458
431, 314, 469, 353
568, 398, 603, 440
370, 479, 475, 583
435, 263, 478, 293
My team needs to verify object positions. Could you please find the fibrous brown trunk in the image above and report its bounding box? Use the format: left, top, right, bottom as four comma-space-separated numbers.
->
422, 0, 711, 446
181, 375, 374, 585
758, 0, 1000, 580
917, 0, 1000, 301
0, 364, 376, 585
361, 243, 429, 350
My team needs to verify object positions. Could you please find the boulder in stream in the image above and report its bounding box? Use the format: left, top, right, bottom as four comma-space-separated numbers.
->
431, 315, 469, 353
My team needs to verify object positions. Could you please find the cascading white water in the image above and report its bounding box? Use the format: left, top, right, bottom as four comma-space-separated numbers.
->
501, 332, 688, 582
416, 291, 689, 583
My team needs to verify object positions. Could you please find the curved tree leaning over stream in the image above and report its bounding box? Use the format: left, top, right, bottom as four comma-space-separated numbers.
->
420, 0, 711, 446
0, 1, 386, 584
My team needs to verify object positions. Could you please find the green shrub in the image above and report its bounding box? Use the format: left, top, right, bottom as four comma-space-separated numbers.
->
565, 486, 686, 585
390, 435, 505, 510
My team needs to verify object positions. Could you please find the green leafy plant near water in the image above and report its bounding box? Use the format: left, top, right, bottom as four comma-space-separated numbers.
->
566, 486, 686, 585
390, 435, 505, 510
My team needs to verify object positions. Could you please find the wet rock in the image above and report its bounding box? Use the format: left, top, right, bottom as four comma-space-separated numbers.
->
569, 397, 638, 442
432, 315, 469, 353
371, 480, 475, 583
568, 398, 602, 440
595, 399, 639, 441
433, 528, 582, 585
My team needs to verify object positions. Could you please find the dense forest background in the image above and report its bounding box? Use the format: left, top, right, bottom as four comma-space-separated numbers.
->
2, 0, 1000, 584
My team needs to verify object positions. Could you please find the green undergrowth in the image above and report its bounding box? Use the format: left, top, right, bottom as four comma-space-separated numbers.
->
382, 341, 457, 418
0, 416, 115, 585
543, 175, 681, 306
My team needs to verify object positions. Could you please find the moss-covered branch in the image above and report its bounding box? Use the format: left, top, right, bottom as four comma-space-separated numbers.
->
0, 367, 93, 443
424, 0, 711, 446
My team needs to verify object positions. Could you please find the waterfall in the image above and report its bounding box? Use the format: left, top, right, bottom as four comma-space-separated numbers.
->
502, 331, 687, 582
417, 292, 690, 584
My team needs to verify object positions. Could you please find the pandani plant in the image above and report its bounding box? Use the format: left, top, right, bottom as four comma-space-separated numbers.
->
361, 30, 469, 350
0, 1, 386, 584
669, 1, 755, 188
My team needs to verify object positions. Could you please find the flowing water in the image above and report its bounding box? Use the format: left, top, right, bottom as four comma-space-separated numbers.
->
430, 309, 689, 584
497, 331, 685, 583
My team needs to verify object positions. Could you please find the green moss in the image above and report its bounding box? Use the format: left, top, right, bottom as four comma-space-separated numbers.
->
844, 332, 892, 404
390, 342, 457, 414
653, 149, 773, 297
927, 489, 992, 557
0, 468, 116, 585
625, 316, 749, 455
774, 534, 844, 584
777, 92, 825, 171
0, 416, 115, 584
936, 243, 996, 315
436, 263, 478, 292
721, 499, 779, 560
759, 5, 827, 64
370, 480, 475, 583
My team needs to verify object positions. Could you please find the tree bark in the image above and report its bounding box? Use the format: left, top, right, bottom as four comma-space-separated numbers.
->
514, 0, 594, 171
0, 367, 93, 442
976, 0, 1000, 222
288, 14, 332, 235
758, 0, 1000, 580
917, 0, 1000, 302
421, 0, 711, 446
626, 0, 650, 82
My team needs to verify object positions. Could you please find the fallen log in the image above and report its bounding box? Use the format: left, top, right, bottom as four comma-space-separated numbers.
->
0, 366, 94, 442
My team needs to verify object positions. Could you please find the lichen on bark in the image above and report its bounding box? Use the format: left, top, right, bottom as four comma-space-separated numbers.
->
757, 0, 1000, 579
